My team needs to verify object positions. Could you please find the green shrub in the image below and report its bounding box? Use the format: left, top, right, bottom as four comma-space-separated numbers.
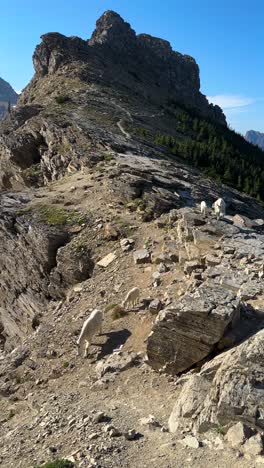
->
36, 459, 75, 468
111, 305, 127, 320
55, 95, 70, 104
103, 153, 114, 162
105, 303, 119, 312
216, 425, 227, 436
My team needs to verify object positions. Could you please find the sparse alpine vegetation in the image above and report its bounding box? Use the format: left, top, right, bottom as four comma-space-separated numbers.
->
36, 460, 75, 468
37, 205, 85, 226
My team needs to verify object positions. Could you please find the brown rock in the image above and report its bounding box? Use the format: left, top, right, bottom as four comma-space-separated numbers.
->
147, 285, 240, 375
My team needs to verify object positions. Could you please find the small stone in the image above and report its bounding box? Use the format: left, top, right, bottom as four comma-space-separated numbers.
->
157, 262, 169, 273
96, 352, 139, 377
68, 418, 76, 427
103, 425, 122, 437
184, 260, 203, 275
153, 254, 169, 265
243, 433, 264, 456
124, 429, 138, 440
180, 435, 200, 449
139, 415, 161, 430
152, 271, 161, 281
88, 433, 100, 440
205, 254, 221, 267
133, 249, 151, 264
226, 422, 253, 448
120, 238, 135, 252
254, 219, 264, 226
223, 246, 235, 255
48, 446, 57, 454
97, 252, 116, 268
161, 426, 169, 433
93, 412, 106, 423
149, 299, 162, 314
73, 284, 84, 293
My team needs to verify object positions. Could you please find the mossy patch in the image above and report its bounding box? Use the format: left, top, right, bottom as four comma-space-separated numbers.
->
38, 205, 85, 226
36, 460, 75, 468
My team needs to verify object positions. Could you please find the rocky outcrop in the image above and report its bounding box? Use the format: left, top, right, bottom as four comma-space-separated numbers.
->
168, 329, 264, 433
0, 193, 69, 350
24, 10, 226, 125
245, 130, 264, 150
0, 77, 18, 119
146, 285, 241, 374
48, 241, 94, 298
0, 193, 94, 350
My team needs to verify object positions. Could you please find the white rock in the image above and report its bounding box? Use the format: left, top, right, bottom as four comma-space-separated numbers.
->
243, 433, 264, 456
226, 422, 253, 448
97, 252, 116, 268
180, 435, 200, 449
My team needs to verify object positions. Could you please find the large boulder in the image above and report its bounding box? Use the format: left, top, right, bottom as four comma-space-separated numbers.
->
146, 285, 241, 375
168, 329, 264, 433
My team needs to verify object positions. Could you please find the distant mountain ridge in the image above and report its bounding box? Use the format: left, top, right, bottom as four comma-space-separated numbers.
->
0, 77, 18, 119
245, 130, 264, 150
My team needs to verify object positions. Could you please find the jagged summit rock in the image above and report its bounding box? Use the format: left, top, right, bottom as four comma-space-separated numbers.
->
27, 10, 225, 125
89, 10, 137, 48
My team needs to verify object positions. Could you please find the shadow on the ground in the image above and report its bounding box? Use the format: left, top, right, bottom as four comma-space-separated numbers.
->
95, 328, 131, 360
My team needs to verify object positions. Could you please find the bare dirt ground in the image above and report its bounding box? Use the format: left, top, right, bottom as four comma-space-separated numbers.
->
0, 167, 262, 467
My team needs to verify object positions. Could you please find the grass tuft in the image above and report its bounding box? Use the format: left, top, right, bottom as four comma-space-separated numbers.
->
38, 205, 85, 226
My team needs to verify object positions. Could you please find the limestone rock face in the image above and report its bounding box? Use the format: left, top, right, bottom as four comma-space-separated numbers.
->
146, 285, 241, 374
168, 329, 264, 433
29, 10, 226, 125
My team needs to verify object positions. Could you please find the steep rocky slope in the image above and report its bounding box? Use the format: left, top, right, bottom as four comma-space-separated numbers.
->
0, 77, 18, 119
0, 10, 264, 468
246, 129, 264, 150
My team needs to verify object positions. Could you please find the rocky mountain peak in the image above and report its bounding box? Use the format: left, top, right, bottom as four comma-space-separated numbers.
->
89, 10, 136, 48
245, 129, 264, 150
26, 11, 226, 125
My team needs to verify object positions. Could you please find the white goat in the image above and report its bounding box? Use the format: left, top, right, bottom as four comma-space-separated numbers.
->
77, 309, 104, 358
122, 287, 140, 309
213, 198, 226, 220
200, 201, 207, 218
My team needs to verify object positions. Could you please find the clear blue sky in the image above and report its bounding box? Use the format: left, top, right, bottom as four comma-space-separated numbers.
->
1, 0, 263, 135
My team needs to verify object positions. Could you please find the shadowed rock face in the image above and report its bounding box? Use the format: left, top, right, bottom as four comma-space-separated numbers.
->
0, 77, 18, 119
0, 194, 70, 350
245, 130, 264, 150
29, 10, 225, 124
147, 285, 241, 374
